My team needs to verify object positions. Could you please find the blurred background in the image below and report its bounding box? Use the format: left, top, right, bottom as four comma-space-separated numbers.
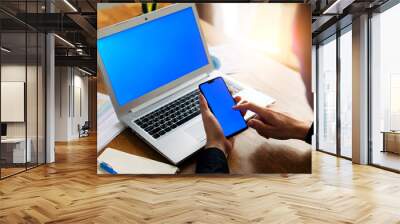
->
197, 4, 310, 73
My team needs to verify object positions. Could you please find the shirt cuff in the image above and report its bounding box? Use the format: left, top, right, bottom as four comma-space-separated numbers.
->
195, 147, 229, 174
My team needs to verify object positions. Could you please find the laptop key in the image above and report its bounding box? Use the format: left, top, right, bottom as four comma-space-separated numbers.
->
145, 126, 153, 132
151, 127, 161, 133
135, 89, 201, 138
181, 116, 191, 124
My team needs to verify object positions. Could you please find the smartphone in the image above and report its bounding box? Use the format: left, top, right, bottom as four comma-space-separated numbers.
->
199, 77, 248, 138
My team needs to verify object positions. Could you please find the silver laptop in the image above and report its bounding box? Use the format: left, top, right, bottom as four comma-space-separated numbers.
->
97, 3, 275, 165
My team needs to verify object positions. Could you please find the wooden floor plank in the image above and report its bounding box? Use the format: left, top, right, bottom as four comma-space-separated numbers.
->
0, 135, 399, 223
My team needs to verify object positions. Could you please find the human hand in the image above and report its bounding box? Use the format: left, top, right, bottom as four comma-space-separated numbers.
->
233, 102, 311, 141
199, 93, 246, 157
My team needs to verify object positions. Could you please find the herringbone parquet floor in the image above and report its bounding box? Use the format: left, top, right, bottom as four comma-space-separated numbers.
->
0, 135, 399, 223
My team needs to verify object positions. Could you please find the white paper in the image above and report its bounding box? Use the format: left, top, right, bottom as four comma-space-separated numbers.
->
97, 93, 125, 152
98, 148, 178, 174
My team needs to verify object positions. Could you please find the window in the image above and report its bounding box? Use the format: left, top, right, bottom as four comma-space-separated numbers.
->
0, 1, 46, 179
339, 28, 352, 158
1, 30, 28, 178
316, 25, 353, 159
370, 2, 400, 171
317, 36, 337, 154
390, 74, 400, 130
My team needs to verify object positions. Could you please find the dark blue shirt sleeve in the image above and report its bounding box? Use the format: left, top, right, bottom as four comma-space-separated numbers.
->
195, 147, 229, 174
305, 123, 314, 144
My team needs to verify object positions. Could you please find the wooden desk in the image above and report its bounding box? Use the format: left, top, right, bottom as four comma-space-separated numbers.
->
97, 4, 313, 174
1, 138, 32, 164
382, 131, 400, 154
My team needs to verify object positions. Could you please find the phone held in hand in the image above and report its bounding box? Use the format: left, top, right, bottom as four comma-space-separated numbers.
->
199, 77, 248, 138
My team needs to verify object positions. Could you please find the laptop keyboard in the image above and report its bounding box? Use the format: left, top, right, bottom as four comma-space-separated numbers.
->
134, 89, 201, 139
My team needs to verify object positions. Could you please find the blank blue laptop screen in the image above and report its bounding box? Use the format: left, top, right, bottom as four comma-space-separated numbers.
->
98, 7, 209, 107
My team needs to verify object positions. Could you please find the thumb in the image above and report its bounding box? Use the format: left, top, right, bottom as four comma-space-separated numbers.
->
248, 118, 265, 130
199, 93, 218, 128
248, 118, 272, 138
199, 93, 210, 113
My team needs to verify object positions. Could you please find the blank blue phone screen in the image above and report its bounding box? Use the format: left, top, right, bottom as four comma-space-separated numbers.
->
200, 78, 247, 137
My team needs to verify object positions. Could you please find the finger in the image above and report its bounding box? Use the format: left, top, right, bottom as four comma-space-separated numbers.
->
199, 93, 219, 127
199, 93, 213, 124
239, 100, 248, 116
247, 118, 264, 130
247, 118, 273, 138
233, 102, 270, 118
198, 93, 209, 112
233, 95, 242, 104
233, 97, 247, 116
261, 108, 280, 124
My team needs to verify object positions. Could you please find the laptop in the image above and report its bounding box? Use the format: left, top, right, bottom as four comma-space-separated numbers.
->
97, 3, 275, 165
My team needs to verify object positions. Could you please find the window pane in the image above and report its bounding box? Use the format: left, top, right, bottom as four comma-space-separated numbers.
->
38, 32, 45, 165
318, 37, 337, 154
27, 31, 38, 169
0, 0, 46, 179
1, 30, 28, 177
340, 29, 352, 158
371, 3, 400, 171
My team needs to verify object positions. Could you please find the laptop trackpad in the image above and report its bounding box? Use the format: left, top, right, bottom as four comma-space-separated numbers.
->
184, 121, 206, 141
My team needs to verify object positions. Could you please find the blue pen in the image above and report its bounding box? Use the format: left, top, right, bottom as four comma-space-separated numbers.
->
99, 162, 118, 174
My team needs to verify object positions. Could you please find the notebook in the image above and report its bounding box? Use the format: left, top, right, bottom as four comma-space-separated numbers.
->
97, 93, 125, 152
97, 147, 179, 174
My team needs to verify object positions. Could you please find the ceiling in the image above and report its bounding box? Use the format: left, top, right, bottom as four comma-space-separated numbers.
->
1, 0, 396, 73
0, 0, 97, 74
309, 0, 390, 43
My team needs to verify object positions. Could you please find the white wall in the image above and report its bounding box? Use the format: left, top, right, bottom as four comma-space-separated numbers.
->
75, 74, 89, 122
1, 65, 36, 138
54, 67, 89, 141
71, 74, 89, 139
1, 82, 25, 122
55, 67, 69, 141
